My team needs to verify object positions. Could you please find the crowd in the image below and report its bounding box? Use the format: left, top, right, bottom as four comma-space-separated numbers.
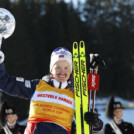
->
0, 47, 133, 134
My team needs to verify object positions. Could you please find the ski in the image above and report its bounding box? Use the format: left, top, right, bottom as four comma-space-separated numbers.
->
73, 42, 82, 134
73, 41, 90, 134
79, 41, 90, 134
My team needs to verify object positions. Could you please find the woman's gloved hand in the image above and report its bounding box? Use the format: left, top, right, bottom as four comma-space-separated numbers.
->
84, 111, 103, 131
84, 111, 99, 126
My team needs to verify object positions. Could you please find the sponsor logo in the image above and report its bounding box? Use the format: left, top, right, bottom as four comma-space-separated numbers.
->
16, 77, 24, 82
59, 55, 64, 58
91, 74, 96, 88
74, 61, 80, 97
81, 60, 87, 96
25, 80, 31, 88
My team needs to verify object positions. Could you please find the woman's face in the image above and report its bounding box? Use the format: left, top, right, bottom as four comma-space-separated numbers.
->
51, 60, 71, 82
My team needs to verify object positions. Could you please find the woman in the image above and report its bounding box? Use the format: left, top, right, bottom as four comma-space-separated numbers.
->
0, 47, 103, 134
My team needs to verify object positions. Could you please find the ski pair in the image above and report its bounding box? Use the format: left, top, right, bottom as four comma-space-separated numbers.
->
73, 41, 106, 134
73, 41, 90, 134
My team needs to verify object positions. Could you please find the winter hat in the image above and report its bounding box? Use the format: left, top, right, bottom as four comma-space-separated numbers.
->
50, 47, 72, 72
113, 102, 124, 110
105, 96, 124, 119
0, 101, 17, 126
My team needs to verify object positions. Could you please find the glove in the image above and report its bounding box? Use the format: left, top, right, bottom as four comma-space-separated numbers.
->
84, 111, 99, 126
89, 54, 106, 69
84, 111, 103, 131
0, 51, 4, 64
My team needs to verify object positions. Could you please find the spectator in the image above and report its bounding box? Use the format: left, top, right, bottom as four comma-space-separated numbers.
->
0, 101, 26, 134
103, 96, 134, 134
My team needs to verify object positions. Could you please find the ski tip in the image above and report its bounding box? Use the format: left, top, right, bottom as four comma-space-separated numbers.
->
79, 40, 85, 48
73, 42, 78, 49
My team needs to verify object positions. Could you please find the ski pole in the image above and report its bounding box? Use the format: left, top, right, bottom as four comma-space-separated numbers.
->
88, 54, 99, 134
88, 53, 106, 133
